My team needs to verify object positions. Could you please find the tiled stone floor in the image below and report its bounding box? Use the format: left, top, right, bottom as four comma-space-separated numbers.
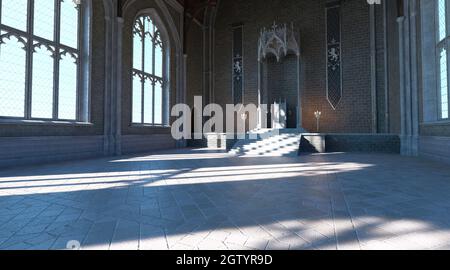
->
0, 149, 450, 250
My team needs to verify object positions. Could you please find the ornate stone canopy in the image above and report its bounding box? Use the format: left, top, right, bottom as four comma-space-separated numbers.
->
257, 22, 302, 130
258, 22, 300, 62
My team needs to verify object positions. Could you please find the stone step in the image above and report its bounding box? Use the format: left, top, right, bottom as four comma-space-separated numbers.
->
229, 133, 302, 157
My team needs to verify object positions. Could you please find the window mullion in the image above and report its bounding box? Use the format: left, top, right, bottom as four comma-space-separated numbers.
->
445, 0, 450, 119
0, 0, 3, 25
76, 2, 83, 121
447, 0, 450, 118
437, 1, 441, 120
53, 0, 61, 120
24, 0, 34, 119
162, 44, 167, 126
141, 27, 145, 124
141, 78, 145, 124
446, 0, 450, 118
152, 27, 156, 125
447, 55, 450, 119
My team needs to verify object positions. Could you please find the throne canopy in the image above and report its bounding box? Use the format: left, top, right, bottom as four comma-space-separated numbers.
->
258, 22, 300, 62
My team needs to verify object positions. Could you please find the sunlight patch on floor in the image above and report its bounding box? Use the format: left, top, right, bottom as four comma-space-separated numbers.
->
0, 161, 373, 196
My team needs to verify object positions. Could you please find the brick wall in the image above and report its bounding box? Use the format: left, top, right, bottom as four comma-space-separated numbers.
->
386, 0, 401, 134
213, 0, 383, 133
325, 134, 400, 153
420, 124, 450, 137
375, 4, 388, 133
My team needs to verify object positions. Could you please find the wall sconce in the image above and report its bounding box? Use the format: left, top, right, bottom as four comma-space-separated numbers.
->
314, 111, 322, 133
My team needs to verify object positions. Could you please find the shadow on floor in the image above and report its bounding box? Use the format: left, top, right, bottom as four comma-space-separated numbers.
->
0, 150, 449, 250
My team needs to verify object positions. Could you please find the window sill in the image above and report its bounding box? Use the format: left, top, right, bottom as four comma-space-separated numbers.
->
0, 119, 94, 127
130, 124, 171, 129
420, 120, 450, 126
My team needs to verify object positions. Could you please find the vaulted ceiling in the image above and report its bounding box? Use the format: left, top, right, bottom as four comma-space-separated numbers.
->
177, 0, 214, 11
118, 0, 217, 24
179, 0, 218, 24
177, 0, 203, 8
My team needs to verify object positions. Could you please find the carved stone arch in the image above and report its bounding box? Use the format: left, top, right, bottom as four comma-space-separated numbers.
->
258, 23, 300, 62
122, 0, 182, 53
133, 8, 173, 126
123, 0, 184, 110
102, 0, 115, 20
134, 9, 172, 54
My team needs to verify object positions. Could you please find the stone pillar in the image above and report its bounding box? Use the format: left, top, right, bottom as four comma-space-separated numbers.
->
199, 5, 217, 133
103, 0, 120, 156
398, 0, 419, 156
297, 54, 302, 129
114, 17, 124, 155
176, 53, 188, 148
383, 0, 390, 133
409, 0, 419, 155
203, 17, 215, 107
370, 4, 378, 133
103, 8, 113, 156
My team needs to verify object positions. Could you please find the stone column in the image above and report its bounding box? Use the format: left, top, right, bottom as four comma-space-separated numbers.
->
370, 4, 378, 133
409, 0, 419, 155
383, 0, 390, 133
176, 53, 188, 148
103, 0, 122, 155
195, 5, 217, 134
103, 5, 112, 156
203, 18, 214, 107
114, 17, 124, 155
297, 54, 302, 129
398, 0, 419, 156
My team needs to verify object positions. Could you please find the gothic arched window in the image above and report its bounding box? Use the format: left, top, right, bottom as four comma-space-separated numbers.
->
132, 14, 166, 126
0, 0, 90, 121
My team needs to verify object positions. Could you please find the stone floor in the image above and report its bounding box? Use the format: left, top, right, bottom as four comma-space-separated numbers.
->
0, 149, 450, 250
